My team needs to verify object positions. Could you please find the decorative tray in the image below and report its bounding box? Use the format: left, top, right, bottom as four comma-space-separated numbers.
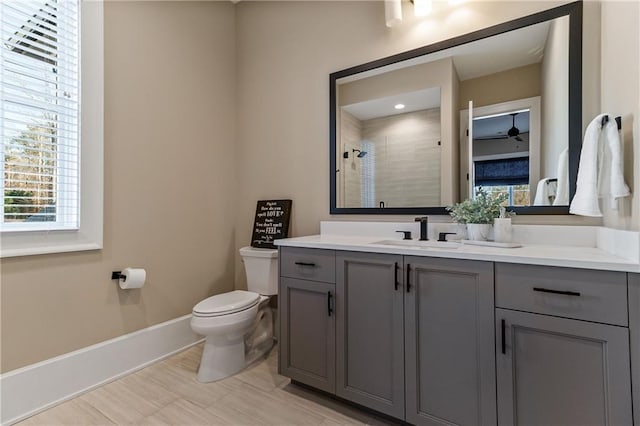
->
461, 240, 522, 248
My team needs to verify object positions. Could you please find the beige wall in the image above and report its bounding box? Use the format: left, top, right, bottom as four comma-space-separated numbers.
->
541, 16, 569, 180
3, 0, 638, 372
0, 1, 237, 372
458, 63, 542, 109
234, 0, 611, 289
601, 1, 639, 231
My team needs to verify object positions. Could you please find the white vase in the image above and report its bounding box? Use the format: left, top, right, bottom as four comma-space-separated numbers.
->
466, 223, 491, 241
455, 223, 468, 240
493, 218, 513, 243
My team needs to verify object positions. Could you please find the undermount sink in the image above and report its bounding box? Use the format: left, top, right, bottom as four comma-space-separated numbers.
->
372, 239, 461, 250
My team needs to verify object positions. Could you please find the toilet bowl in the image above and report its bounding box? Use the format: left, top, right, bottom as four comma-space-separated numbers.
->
190, 247, 278, 382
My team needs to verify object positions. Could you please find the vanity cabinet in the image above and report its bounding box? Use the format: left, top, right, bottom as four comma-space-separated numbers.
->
495, 264, 633, 426
335, 252, 404, 418
279, 248, 336, 393
405, 257, 496, 426
278, 248, 637, 426
629, 273, 640, 426
281, 249, 496, 425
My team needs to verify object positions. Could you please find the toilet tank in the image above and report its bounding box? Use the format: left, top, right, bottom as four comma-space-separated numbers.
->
239, 246, 278, 295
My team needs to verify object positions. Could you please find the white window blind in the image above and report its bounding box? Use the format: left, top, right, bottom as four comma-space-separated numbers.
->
1, 0, 80, 232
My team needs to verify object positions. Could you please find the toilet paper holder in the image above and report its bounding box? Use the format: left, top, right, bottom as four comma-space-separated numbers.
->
111, 271, 127, 282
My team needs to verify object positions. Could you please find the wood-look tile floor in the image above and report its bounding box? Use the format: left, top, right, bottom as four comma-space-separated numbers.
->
18, 344, 399, 426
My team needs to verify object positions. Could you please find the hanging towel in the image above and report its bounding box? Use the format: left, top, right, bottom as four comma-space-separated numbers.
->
553, 148, 569, 205
570, 114, 631, 216
534, 178, 554, 206
598, 119, 630, 209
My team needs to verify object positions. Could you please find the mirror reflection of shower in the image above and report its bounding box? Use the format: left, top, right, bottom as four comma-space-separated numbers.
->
353, 148, 368, 158
339, 85, 442, 208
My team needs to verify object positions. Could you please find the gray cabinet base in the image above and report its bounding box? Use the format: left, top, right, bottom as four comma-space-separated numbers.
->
496, 308, 632, 426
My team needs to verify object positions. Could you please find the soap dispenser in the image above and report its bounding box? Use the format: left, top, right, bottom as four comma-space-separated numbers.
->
493, 207, 512, 243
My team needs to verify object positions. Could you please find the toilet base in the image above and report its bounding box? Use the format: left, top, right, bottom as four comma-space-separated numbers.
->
197, 337, 245, 383
195, 302, 274, 383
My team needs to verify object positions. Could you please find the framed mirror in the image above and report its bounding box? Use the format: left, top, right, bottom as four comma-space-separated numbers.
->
330, 1, 582, 215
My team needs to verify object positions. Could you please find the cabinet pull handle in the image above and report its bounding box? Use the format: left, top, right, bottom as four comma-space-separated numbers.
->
394, 262, 399, 290
295, 262, 316, 267
501, 319, 506, 354
327, 291, 333, 317
406, 263, 411, 293
533, 287, 581, 297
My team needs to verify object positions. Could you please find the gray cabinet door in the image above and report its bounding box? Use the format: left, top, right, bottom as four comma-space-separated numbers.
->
496, 308, 633, 426
630, 273, 640, 426
279, 277, 335, 393
335, 251, 405, 419
404, 256, 496, 426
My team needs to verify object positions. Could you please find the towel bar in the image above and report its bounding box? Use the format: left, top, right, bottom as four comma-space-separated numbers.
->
601, 115, 622, 130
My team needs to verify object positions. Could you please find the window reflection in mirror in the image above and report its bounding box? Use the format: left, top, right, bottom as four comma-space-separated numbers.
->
472, 110, 532, 206
462, 15, 570, 207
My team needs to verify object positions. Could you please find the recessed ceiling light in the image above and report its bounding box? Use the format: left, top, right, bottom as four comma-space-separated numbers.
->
395, 104, 405, 110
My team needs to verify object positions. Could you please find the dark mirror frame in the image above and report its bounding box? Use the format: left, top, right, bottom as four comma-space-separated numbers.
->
330, 1, 582, 215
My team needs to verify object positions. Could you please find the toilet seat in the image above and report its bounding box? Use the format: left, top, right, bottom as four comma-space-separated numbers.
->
193, 290, 260, 317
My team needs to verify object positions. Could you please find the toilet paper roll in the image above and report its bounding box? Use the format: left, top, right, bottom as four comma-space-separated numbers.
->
119, 267, 146, 289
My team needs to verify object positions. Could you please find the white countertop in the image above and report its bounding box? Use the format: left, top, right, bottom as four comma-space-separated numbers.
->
275, 231, 640, 273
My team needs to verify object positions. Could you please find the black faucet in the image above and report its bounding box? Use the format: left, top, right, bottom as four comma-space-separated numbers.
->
396, 230, 412, 240
438, 232, 457, 242
414, 217, 428, 241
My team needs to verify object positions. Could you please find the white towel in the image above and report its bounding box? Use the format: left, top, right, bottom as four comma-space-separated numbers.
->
553, 148, 569, 205
534, 178, 555, 206
570, 114, 631, 216
599, 119, 630, 209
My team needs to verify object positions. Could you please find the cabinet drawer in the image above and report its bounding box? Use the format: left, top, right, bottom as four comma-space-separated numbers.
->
495, 263, 628, 326
280, 247, 336, 283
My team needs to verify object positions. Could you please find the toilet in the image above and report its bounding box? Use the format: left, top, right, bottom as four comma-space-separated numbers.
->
190, 246, 278, 382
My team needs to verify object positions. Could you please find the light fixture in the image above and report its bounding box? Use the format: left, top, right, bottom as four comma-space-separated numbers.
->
412, 0, 432, 17
394, 103, 406, 110
385, 0, 402, 27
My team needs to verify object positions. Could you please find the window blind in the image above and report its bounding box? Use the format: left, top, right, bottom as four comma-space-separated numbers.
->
474, 157, 529, 187
1, 0, 80, 231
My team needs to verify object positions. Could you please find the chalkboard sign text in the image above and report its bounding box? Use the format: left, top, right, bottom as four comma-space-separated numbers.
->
251, 199, 292, 249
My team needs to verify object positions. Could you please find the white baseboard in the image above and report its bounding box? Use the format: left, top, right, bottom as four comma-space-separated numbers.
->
0, 314, 203, 425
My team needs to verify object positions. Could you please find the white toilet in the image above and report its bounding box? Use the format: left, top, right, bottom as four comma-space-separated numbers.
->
190, 246, 278, 382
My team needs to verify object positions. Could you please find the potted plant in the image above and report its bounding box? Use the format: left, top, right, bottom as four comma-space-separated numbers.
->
446, 188, 509, 241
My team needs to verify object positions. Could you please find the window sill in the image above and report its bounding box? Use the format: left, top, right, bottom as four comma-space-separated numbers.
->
1, 227, 103, 258
1, 241, 102, 258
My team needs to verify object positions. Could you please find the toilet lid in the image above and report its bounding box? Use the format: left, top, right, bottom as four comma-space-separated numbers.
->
193, 290, 260, 316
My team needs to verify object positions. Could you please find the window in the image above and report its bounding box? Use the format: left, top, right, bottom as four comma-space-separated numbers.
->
473, 157, 530, 206
474, 157, 529, 187
0, 0, 103, 257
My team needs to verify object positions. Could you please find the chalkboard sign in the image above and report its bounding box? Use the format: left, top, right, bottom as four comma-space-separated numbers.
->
251, 199, 292, 249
